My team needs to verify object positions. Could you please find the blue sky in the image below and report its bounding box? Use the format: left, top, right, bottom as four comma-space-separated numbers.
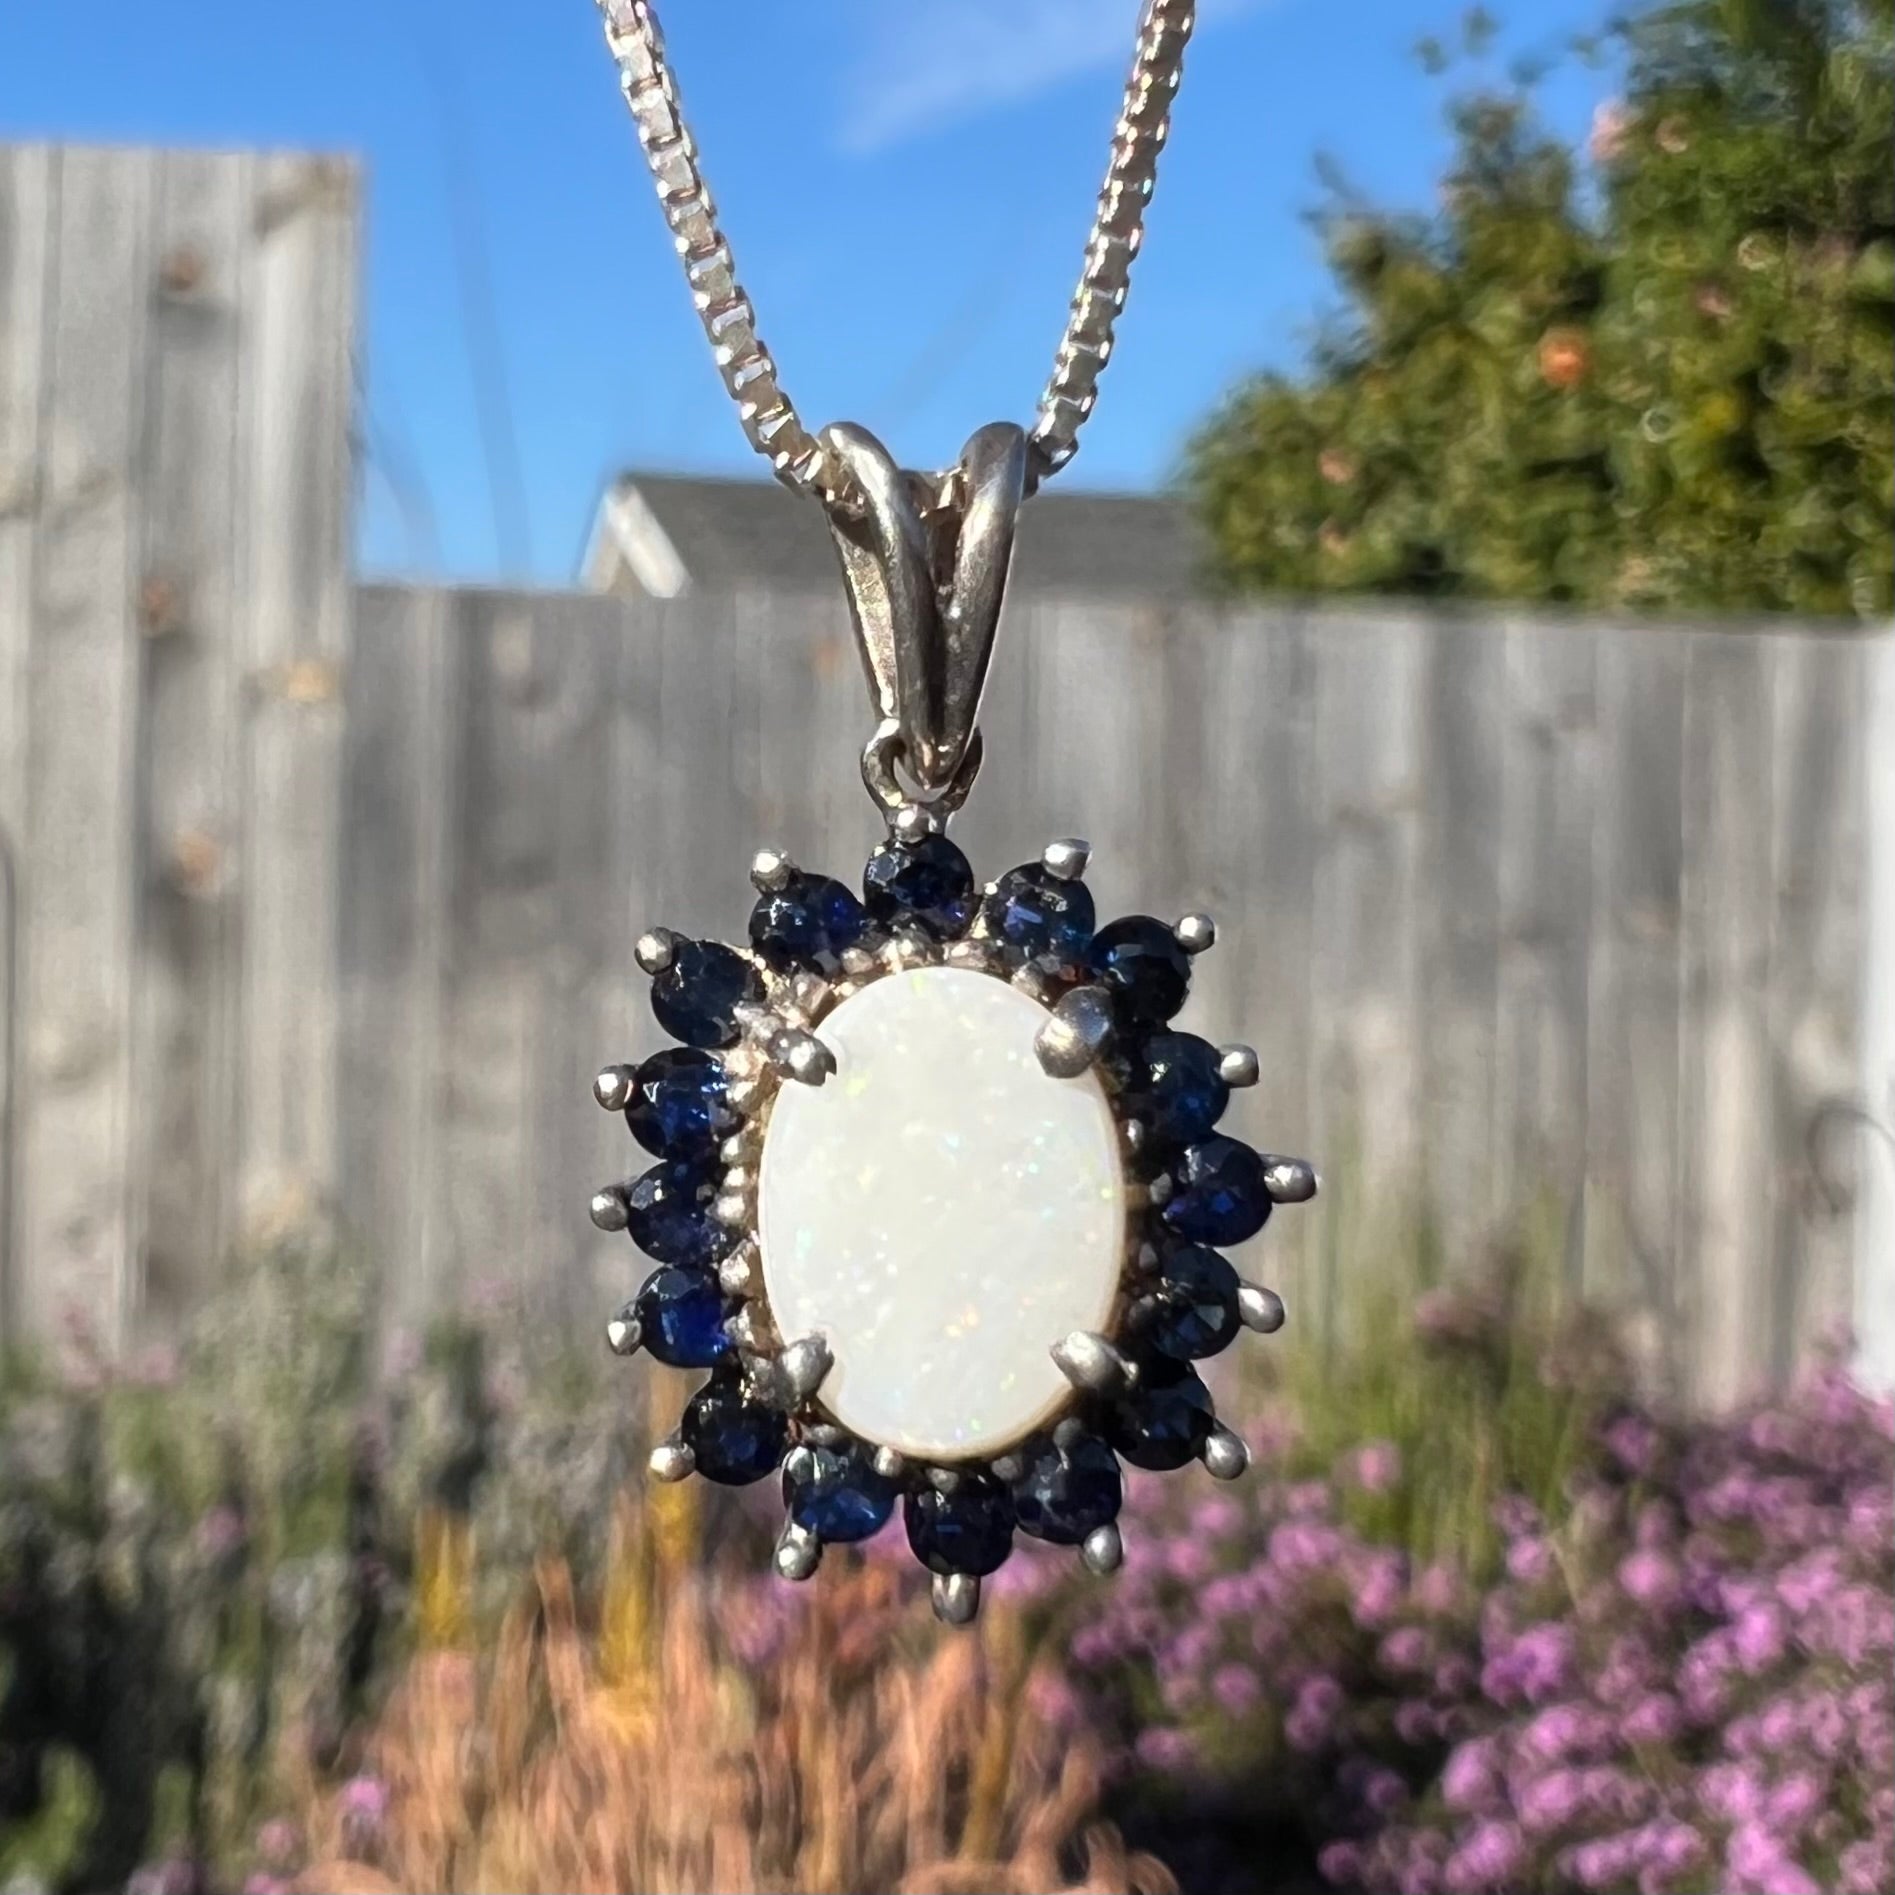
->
4, 1, 1607, 582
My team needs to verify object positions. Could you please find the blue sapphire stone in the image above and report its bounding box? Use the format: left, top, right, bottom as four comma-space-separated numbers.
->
863, 834, 976, 940
651, 939, 764, 1049
1161, 1135, 1273, 1247
978, 863, 1096, 964
1012, 1433, 1122, 1544
1103, 1354, 1216, 1471
625, 1048, 739, 1159
783, 1441, 897, 1542
681, 1370, 788, 1485
903, 1473, 1016, 1576
1088, 916, 1192, 1026
626, 1159, 738, 1268
749, 871, 868, 970
1123, 1031, 1229, 1148
634, 1264, 733, 1368
1142, 1244, 1242, 1360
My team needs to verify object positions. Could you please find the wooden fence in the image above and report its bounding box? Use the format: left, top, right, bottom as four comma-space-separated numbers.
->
339, 586, 1875, 1407
2, 142, 1887, 1406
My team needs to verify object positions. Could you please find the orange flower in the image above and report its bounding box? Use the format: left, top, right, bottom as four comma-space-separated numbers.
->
1588, 100, 1632, 164
1538, 328, 1592, 391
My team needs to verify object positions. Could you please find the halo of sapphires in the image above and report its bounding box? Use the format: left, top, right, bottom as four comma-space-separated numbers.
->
593, 832, 1314, 1623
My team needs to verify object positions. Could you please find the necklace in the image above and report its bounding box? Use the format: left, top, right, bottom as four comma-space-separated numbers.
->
587, 0, 1315, 1622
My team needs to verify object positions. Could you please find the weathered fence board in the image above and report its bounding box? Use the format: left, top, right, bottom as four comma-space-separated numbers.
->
1581, 629, 1687, 1379
1766, 632, 1866, 1376
16, 148, 153, 1344
132, 150, 249, 1318
0, 145, 57, 1342
231, 151, 356, 1251
1493, 622, 1596, 1280
0, 144, 358, 1350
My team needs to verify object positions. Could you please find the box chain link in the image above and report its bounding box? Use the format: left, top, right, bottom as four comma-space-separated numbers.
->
594, 0, 1196, 508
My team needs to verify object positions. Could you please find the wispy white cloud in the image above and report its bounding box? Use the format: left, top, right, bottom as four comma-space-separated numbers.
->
840, 0, 1274, 154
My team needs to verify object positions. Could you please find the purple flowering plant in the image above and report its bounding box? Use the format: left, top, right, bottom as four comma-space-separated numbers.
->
1055, 1265, 1895, 1895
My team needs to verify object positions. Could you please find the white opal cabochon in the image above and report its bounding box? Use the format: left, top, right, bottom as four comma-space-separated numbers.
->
758, 965, 1126, 1459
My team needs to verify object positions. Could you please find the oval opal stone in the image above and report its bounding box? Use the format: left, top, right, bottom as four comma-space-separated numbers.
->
759, 966, 1125, 1459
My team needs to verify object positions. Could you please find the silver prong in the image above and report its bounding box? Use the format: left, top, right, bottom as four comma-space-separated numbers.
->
718, 1130, 754, 1169
887, 926, 933, 969
871, 1445, 907, 1481
931, 1571, 981, 1625
1035, 985, 1114, 1079
778, 1335, 833, 1405
605, 1306, 642, 1357
738, 1003, 784, 1044
593, 1063, 637, 1112
1237, 1283, 1286, 1333
1144, 1171, 1174, 1208
774, 1028, 837, 1087
589, 1185, 631, 1233
1042, 837, 1090, 882
840, 944, 879, 979
1126, 1238, 1162, 1280
1200, 1425, 1250, 1482
926, 1465, 963, 1495
784, 969, 831, 1023
1174, 912, 1217, 955
634, 927, 678, 976
713, 1188, 749, 1229
719, 1246, 759, 1295
774, 1518, 822, 1581
649, 1436, 695, 1483
782, 1443, 819, 1485
945, 937, 1000, 973
1263, 1155, 1319, 1203
1081, 1522, 1124, 1575
803, 1421, 850, 1448
891, 803, 940, 841
726, 1305, 768, 1353
988, 1452, 1026, 1484
1052, 1330, 1139, 1395
750, 847, 793, 892
1012, 961, 1056, 1005
1053, 1414, 1090, 1452
1217, 1043, 1260, 1088
1122, 1117, 1148, 1155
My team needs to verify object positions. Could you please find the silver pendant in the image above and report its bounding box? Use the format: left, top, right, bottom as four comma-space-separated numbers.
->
590, 422, 1316, 1623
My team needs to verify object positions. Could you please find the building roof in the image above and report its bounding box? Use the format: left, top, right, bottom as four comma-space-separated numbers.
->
582, 470, 1211, 600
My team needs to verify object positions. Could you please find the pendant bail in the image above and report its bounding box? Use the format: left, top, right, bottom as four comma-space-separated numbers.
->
819, 420, 1028, 820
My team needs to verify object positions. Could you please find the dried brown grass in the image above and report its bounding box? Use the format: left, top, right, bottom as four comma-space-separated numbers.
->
286, 1504, 1173, 1895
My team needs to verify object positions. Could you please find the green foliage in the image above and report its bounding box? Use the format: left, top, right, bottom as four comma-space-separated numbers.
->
0, 1747, 99, 1890
1190, 0, 1894, 616
1261, 1217, 1617, 1579
0, 1246, 642, 1891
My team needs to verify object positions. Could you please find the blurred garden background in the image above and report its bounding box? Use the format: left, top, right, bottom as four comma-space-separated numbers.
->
2, 2, 1893, 1892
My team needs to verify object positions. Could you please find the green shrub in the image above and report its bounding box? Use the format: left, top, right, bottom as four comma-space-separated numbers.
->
1189, 1, 1894, 616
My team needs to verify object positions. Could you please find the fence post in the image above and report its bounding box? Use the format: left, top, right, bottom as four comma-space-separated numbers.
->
1857, 630, 1895, 1391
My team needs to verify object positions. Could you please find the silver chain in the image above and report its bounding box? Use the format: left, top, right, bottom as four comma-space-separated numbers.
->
595, 0, 1195, 504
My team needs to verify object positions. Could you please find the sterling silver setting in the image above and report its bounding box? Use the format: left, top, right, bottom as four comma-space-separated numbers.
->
592, 825, 1315, 1622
